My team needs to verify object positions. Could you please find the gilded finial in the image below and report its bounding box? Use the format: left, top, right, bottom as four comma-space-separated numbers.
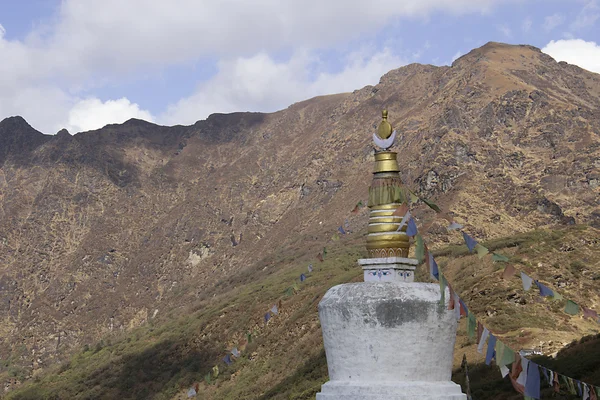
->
377, 109, 393, 140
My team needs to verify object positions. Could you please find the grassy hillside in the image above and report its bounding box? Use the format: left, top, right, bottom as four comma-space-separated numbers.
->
3, 225, 599, 399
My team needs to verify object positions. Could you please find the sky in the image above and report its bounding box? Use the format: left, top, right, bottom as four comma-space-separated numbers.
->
0, 0, 599, 134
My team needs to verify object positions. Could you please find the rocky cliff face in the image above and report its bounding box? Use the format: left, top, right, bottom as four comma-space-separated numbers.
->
0, 42, 598, 377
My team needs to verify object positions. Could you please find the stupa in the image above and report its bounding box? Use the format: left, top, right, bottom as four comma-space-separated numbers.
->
315, 111, 466, 400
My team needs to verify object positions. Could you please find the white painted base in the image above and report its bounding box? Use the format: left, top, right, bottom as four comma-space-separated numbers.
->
316, 282, 466, 400
316, 381, 466, 400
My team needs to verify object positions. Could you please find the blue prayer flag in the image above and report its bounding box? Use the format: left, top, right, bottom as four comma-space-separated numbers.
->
406, 218, 418, 237
459, 299, 469, 315
485, 334, 497, 365
338, 226, 346, 235
430, 254, 439, 280
447, 222, 463, 231
577, 380, 582, 397
264, 312, 271, 323
300, 273, 306, 282
535, 281, 553, 297
525, 361, 541, 399
223, 354, 232, 365
462, 232, 478, 252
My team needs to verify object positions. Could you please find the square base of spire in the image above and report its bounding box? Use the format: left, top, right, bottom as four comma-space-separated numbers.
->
359, 257, 418, 283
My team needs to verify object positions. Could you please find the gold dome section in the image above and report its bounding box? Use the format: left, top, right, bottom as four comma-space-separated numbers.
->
368, 223, 408, 234
366, 232, 410, 258
373, 151, 399, 173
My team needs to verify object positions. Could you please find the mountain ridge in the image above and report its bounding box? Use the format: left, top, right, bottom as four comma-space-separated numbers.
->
0, 41, 599, 396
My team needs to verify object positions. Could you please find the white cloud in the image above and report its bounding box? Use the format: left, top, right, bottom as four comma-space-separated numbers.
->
66, 98, 154, 132
570, 0, 600, 30
542, 39, 600, 73
160, 47, 404, 126
0, 0, 522, 132
543, 13, 565, 31
497, 24, 512, 37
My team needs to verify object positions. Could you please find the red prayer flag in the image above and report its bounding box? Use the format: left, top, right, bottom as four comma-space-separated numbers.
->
509, 354, 525, 394
502, 265, 517, 279
392, 203, 409, 217
317, 253, 323, 262
583, 308, 599, 320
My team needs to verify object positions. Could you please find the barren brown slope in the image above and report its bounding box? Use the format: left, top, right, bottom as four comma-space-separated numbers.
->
0, 41, 599, 385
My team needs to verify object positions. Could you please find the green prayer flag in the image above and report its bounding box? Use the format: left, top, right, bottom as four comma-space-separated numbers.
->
439, 274, 447, 306
331, 233, 340, 241
204, 372, 211, 384
565, 300, 580, 315
475, 244, 489, 259
246, 332, 252, 343
285, 287, 293, 297
410, 191, 419, 204
492, 253, 510, 262
422, 198, 442, 213
293, 282, 300, 291
415, 234, 425, 263
500, 345, 515, 366
552, 290, 563, 301
467, 311, 477, 339
323, 247, 327, 256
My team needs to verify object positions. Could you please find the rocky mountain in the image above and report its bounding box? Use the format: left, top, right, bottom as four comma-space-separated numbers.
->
0, 42, 599, 396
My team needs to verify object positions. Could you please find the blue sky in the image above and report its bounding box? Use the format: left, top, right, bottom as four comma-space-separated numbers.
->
0, 0, 599, 133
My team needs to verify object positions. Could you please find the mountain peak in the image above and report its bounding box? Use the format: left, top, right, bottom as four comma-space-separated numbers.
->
0, 116, 50, 165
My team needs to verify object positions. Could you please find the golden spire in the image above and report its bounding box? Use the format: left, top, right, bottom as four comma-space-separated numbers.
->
377, 109, 393, 139
366, 110, 410, 258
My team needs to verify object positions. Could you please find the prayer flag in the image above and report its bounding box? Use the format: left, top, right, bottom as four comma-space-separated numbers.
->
285, 287, 293, 297
535, 280, 553, 297
187, 388, 197, 398
406, 218, 418, 237
478, 328, 489, 354
308, 264, 313, 273
212, 365, 219, 378
521, 272, 533, 291
392, 203, 409, 217
323, 247, 327, 256
415, 234, 424, 263
231, 347, 240, 358
517, 355, 529, 388
271, 304, 279, 315
410, 191, 419, 204
223, 354, 232, 365
447, 221, 464, 231
264, 312, 271, 323
583, 308, 599, 320
246, 332, 252, 343
475, 244, 489, 259
462, 232, 477, 252
204, 372, 211, 384
510, 354, 525, 394
553, 371, 560, 393
422, 198, 442, 213
454, 292, 461, 320
577, 380, 583, 397
317, 253, 324, 262
331, 233, 340, 241
459, 299, 468, 317
552, 290, 563, 301
396, 210, 411, 232
439, 274, 447, 306
429, 254, 439, 280
293, 282, 300, 291
565, 300, 580, 315
495, 340, 505, 365
485, 334, 497, 365
492, 253, 510, 262
467, 311, 476, 340
300, 273, 306, 282
344, 219, 350, 229
500, 346, 515, 367
591, 385, 598, 400
338, 226, 346, 235
500, 365, 510, 378
502, 265, 517, 279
